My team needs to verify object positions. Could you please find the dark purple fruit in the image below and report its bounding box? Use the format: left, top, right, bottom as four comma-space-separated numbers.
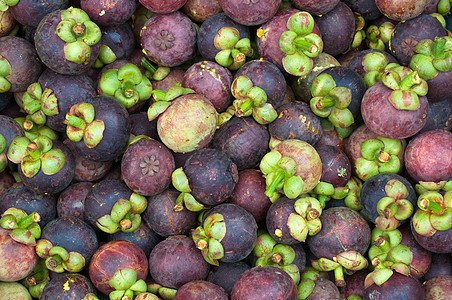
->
306, 277, 341, 300
0, 184, 56, 227
183, 149, 238, 206
399, 225, 432, 279
404, 130, 452, 183
0, 171, 15, 199
99, 23, 135, 62
265, 197, 302, 245
423, 253, 452, 281
182, 60, 233, 112
219, 0, 281, 26
316, 145, 351, 188
197, 13, 250, 62
183, 0, 222, 22
89, 240, 148, 295
207, 261, 251, 295
129, 112, 159, 140
0, 10, 16, 37
228, 169, 272, 223
389, 14, 447, 66
143, 189, 197, 237
347, 49, 399, 79
0, 36, 42, 93
231, 266, 298, 300
18, 140, 75, 195
173, 280, 228, 300
411, 219, 452, 254
34, 7, 102, 75
9, 0, 68, 27
314, 2, 355, 56
213, 116, 270, 171
57, 181, 92, 220
342, 0, 382, 20
141, 11, 197, 67
121, 137, 175, 197
308, 206, 371, 259
81, 0, 136, 26
104, 221, 161, 257
340, 270, 367, 299
67, 95, 131, 162
423, 275, 452, 300
40, 216, 98, 265
269, 101, 323, 146
291, 0, 339, 16
0, 115, 25, 172
363, 272, 424, 300
39, 273, 97, 300
0, 227, 38, 282
148, 235, 210, 289
139, 0, 187, 14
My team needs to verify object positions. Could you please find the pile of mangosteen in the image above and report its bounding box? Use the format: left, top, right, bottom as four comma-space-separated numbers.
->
0, 0, 451, 299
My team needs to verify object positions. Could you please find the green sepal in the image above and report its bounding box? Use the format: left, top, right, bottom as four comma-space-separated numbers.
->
287, 212, 308, 242
96, 215, 120, 234
109, 268, 137, 291
171, 167, 191, 193
62, 251, 85, 272
64, 41, 91, 64
297, 278, 315, 300
9, 228, 37, 246
110, 198, 132, 224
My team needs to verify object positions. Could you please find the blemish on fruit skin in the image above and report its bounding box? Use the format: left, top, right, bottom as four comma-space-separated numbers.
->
63, 280, 70, 291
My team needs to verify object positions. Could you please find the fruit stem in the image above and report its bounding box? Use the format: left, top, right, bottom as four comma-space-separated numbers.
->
265, 170, 285, 198
293, 37, 318, 54
419, 193, 444, 214
65, 115, 86, 129
399, 71, 421, 91
141, 57, 157, 76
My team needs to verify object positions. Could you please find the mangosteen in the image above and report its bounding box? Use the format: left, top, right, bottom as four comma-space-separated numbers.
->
39, 273, 97, 300
121, 136, 175, 197
89, 240, 148, 296
192, 203, 257, 265
65, 95, 131, 162
363, 272, 424, 299
80, 0, 135, 26
173, 280, 228, 300
182, 0, 222, 22
230, 266, 298, 300
213, 116, 270, 170
423, 253, 452, 280
9, 0, 68, 28
207, 261, 251, 295
140, 0, 187, 14
343, 0, 382, 21
129, 112, 159, 140
417, 98, 452, 133
423, 275, 452, 300
141, 11, 197, 67
375, 0, 428, 21
299, 277, 341, 300
143, 188, 197, 237
316, 145, 351, 188
291, 0, 339, 16
0, 115, 25, 173
399, 225, 432, 279
0, 36, 42, 93
95, 22, 135, 68
228, 168, 272, 223
34, 7, 102, 75
219, 0, 281, 26
360, 173, 417, 231
57, 181, 92, 220
182, 60, 233, 112
148, 235, 211, 289
0, 282, 32, 299
0, 171, 15, 199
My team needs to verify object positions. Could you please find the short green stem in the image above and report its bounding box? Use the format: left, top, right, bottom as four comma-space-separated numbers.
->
265, 171, 285, 198
65, 114, 86, 129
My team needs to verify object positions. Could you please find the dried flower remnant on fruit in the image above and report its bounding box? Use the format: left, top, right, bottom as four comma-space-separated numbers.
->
154, 30, 175, 50
401, 38, 418, 57
243, 0, 259, 4
140, 155, 160, 176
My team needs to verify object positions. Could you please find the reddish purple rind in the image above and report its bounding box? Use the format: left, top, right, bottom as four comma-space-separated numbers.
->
143, 189, 197, 237
39, 273, 97, 300
316, 145, 351, 188
219, 0, 281, 26
9, 0, 67, 27
363, 272, 425, 300
291, 0, 339, 16
228, 169, 271, 223
121, 138, 175, 196
340, 270, 367, 298
308, 278, 341, 300
423, 253, 452, 281
81, 0, 136, 26
182, 0, 223, 23
308, 206, 371, 259
89, 240, 148, 295
266, 197, 300, 245
173, 280, 228, 300
207, 261, 251, 295
230, 266, 298, 300
361, 81, 429, 140
404, 129, 452, 183
139, 0, 187, 14
141, 12, 197, 67
423, 275, 452, 300
57, 181, 92, 220
375, 0, 428, 21
148, 235, 210, 289
0, 227, 38, 282
0, 171, 15, 199
182, 60, 233, 113
399, 225, 432, 279
410, 219, 452, 254
0, 36, 42, 93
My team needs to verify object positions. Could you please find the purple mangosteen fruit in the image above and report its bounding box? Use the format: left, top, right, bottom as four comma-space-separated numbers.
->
9, 0, 68, 28
81, 0, 136, 26
423, 275, 452, 300
56, 181, 92, 220
375, 0, 428, 21
173, 280, 228, 300
290, 0, 340, 16
219, 0, 281, 26
207, 261, 251, 295
139, 0, 187, 14
363, 272, 424, 299
182, 0, 222, 23
39, 273, 96, 300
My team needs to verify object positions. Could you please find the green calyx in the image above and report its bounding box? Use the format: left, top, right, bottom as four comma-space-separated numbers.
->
56, 7, 101, 64
289, 196, 323, 242
410, 36, 452, 80
415, 180, 452, 194
374, 179, 414, 231
362, 52, 390, 88
147, 83, 195, 121
64, 102, 105, 148
310, 73, 354, 129
108, 268, 147, 300
191, 213, 227, 266
214, 27, 254, 70
14, 117, 59, 142
96, 193, 147, 234
365, 22, 394, 51
99, 63, 153, 109
381, 64, 428, 111
0, 0, 19, 12
0, 134, 6, 173
171, 167, 207, 212
311, 250, 368, 287
356, 136, 402, 181
351, 14, 366, 49
0, 208, 41, 246
366, 228, 413, 287
253, 230, 300, 284
260, 150, 304, 200
231, 75, 277, 125
35, 239, 85, 273
21, 82, 59, 125
95, 44, 117, 67
437, 0, 452, 15
279, 11, 323, 76
141, 57, 171, 81
21, 259, 50, 299
0, 54, 12, 93
6, 135, 65, 178
297, 268, 329, 299
412, 190, 452, 235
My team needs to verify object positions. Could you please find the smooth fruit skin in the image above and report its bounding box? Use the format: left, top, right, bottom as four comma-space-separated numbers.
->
363, 272, 425, 300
